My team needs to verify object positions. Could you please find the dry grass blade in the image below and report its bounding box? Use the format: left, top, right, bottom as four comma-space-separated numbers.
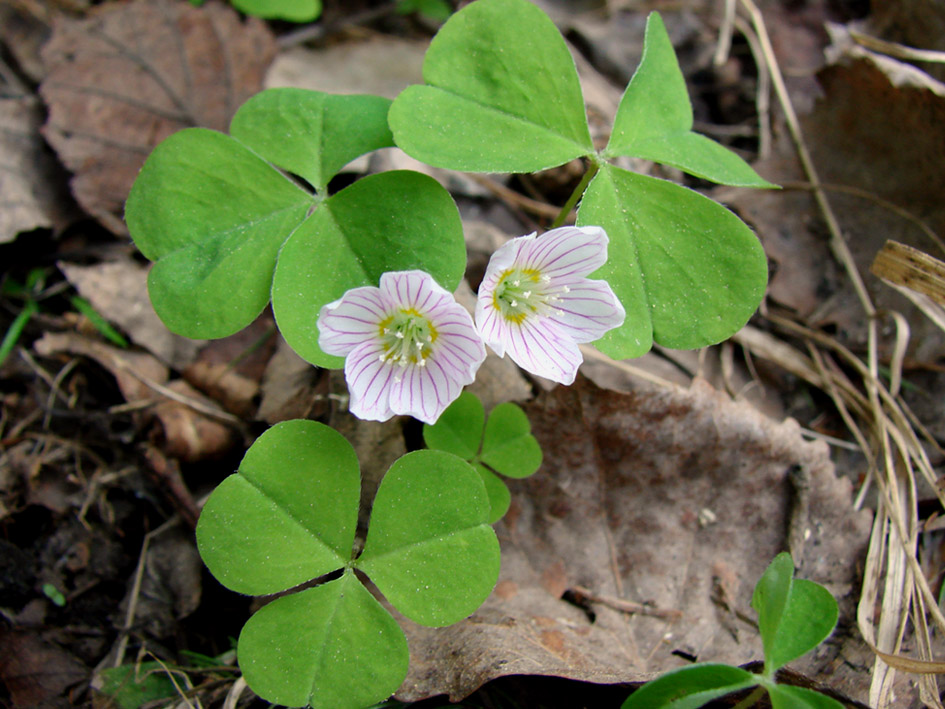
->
849, 30, 945, 65
871, 240, 945, 306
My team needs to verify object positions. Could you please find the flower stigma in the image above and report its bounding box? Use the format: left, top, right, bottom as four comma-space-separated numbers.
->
492, 268, 568, 324
378, 307, 438, 368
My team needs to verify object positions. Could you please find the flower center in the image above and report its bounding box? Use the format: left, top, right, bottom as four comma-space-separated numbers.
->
492, 268, 567, 324
378, 307, 438, 368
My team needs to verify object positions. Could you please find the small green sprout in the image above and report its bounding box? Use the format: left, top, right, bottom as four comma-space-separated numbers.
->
621, 553, 843, 709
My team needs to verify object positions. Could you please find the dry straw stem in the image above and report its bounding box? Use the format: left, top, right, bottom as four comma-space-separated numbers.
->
729, 1, 945, 704
849, 30, 945, 65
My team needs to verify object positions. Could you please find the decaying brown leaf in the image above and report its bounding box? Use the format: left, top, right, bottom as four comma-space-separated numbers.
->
397, 376, 872, 703
730, 22, 945, 362
0, 629, 87, 707
39, 0, 276, 233
0, 96, 72, 243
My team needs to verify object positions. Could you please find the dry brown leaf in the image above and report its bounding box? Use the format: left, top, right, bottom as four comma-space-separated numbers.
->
396, 375, 873, 703
39, 0, 276, 233
0, 629, 87, 707
33, 331, 168, 403
729, 23, 945, 362
0, 96, 72, 242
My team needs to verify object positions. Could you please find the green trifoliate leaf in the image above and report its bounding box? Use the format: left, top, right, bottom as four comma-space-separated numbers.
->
271, 170, 465, 368
389, 0, 593, 172
577, 163, 768, 358
125, 128, 312, 339
230, 89, 394, 192
605, 13, 776, 188
752, 553, 838, 675
196, 420, 360, 596
238, 572, 408, 709
475, 462, 511, 524
231, 0, 322, 22
621, 664, 759, 709
765, 683, 846, 709
357, 450, 500, 626
480, 401, 542, 479
423, 390, 485, 460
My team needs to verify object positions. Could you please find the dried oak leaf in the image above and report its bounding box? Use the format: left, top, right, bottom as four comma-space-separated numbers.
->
39, 0, 276, 234
396, 376, 873, 704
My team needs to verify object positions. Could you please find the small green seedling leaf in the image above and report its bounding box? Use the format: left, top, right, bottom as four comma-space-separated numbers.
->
125, 128, 313, 339
42, 583, 66, 607
605, 13, 775, 189
422, 390, 485, 460
621, 664, 759, 709
357, 450, 500, 626
196, 420, 360, 596
752, 553, 838, 675
238, 572, 409, 709
578, 163, 768, 358
0, 299, 38, 367
474, 462, 511, 524
271, 170, 466, 367
230, 89, 394, 193
389, 0, 593, 172
765, 683, 846, 709
96, 662, 180, 709
231, 0, 322, 22
480, 401, 542, 479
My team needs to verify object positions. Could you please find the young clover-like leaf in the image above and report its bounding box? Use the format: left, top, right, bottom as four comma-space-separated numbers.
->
474, 462, 511, 524
751, 553, 839, 675
230, 89, 394, 193
238, 572, 408, 709
480, 401, 542, 479
422, 389, 485, 460
765, 683, 846, 709
621, 664, 759, 709
357, 450, 500, 626
231, 0, 322, 22
125, 128, 313, 339
195, 420, 359, 596
389, 0, 593, 173
271, 170, 466, 368
605, 13, 775, 189
577, 163, 768, 358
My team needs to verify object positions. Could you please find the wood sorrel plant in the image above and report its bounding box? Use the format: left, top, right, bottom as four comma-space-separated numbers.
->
124, 1, 774, 706
622, 553, 843, 709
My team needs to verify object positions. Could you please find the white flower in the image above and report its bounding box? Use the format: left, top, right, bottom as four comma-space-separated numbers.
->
475, 226, 625, 384
318, 270, 486, 424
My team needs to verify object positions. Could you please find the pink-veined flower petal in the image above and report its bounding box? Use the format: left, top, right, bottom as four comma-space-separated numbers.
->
504, 318, 583, 385
318, 286, 393, 357
518, 225, 609, 283
344, 340, 397, 422
550, 278, 626, 344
